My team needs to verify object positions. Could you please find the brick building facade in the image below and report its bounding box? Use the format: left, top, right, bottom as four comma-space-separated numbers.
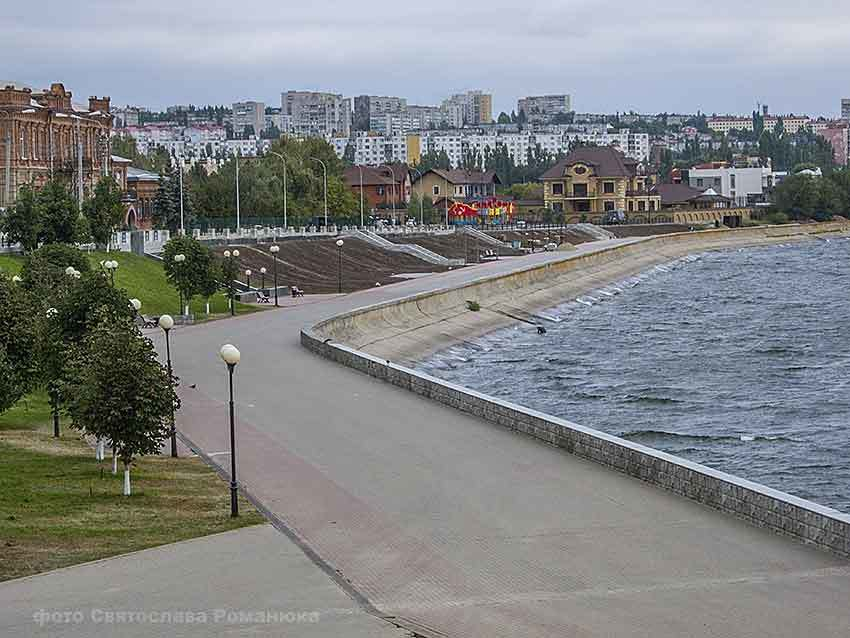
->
0, 82, 112, 209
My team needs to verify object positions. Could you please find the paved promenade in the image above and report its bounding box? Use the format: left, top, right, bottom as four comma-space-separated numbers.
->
3, 237, 848, 637
0, 525, 406, 637
162, 237, 848, 637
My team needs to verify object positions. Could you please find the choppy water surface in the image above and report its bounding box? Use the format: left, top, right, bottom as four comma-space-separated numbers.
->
419, 238, 850, 512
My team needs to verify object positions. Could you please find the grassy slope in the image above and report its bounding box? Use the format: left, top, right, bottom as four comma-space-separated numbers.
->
0, 395, 264, 582
2, 251, 258, 317
86, 251, 257, 317
0, 254, 22, 276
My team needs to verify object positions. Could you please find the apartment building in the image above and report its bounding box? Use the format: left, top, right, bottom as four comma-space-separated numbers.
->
708, 115, 811, 135
517, 95, 572, 124
842, 99, 850, 120
329, 129, 650, 169
281, 91, 351, 137
353, 95, 407, 131
232, 101, 265, 137
441, 90, 493, 126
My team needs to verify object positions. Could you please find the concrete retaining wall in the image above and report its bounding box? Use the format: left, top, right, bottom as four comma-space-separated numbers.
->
302, 223, 850, 558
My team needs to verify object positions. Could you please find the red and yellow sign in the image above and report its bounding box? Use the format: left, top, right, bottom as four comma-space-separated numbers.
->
448, 198, 515, 224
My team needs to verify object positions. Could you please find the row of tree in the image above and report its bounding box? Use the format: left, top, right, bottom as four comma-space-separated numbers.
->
152, 138, 358, 230
1, 177, 126, 253
1, 244, 178, 494
771, 168, 850, 221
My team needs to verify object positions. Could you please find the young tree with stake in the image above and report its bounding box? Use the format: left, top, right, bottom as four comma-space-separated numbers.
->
64, 316, 179, 495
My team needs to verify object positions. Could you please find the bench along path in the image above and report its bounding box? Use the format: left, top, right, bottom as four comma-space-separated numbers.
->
164, 238, 848, 638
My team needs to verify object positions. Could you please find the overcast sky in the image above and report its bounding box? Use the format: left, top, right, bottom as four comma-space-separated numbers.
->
6, 0, 850, 117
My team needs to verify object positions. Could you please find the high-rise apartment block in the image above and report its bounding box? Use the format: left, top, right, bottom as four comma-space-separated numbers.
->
441, 90, 493, 126
517, 94, 572, 123
282, 91, 351, 137
842, 99, 850, 120
232, 101, 265, 137
354, 95, 407, 131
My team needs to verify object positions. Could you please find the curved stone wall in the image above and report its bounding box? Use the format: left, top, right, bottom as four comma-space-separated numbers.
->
302, 223, 850, 557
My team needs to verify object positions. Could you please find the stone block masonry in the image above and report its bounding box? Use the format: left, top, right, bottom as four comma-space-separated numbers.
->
303, 223, 850, 559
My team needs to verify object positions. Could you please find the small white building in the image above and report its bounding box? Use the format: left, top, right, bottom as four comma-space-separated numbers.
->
687, 165, 780, 206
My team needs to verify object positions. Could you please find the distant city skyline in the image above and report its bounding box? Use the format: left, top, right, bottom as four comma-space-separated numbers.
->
5, 0, 850, 117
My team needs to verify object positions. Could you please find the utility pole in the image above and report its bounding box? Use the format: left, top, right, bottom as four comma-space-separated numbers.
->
76, 118, 84, 215
179, 164, 185, 235
235, 153, 241, 234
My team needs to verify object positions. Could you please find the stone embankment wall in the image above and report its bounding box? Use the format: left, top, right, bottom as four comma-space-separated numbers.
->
303, 223, 850, 557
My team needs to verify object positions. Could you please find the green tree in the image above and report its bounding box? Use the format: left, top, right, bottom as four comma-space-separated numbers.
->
83, 177, 126, 248
20, 243, 91, 305
1, 184, 40, 252
162, 235, 216, 311
0, 276, 39, 412
37, 179, 81, 245
64, 316, 178, 495
154, 166, 193, 231
497, 112, 511, 124
773, 174, 821, 219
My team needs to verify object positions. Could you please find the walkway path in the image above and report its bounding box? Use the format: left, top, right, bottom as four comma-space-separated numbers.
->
159, 237, 849, 637
4, 238, 846, 638
0, 525, 407, 637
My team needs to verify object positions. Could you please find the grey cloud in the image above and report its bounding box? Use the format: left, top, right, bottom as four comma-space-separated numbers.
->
5, 0, 850, 115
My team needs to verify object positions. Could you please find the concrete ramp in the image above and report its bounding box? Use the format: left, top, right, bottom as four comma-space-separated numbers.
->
575, 223, 617, 240
344, 230, 464, 267
457, 225, 511, 248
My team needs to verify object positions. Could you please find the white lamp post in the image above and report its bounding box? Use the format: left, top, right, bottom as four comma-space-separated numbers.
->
219, 344, 241, 517
159, 314, 177, 457
173, 253, 187, 315
335, 238, 344, 294
269, 245, 280, 306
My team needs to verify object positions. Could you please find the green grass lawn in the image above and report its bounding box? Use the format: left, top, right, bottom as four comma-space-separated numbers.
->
2, 250, 259, 318
86, 251, 258, 318
0, 254, 22, 277
0, 395, 264, 582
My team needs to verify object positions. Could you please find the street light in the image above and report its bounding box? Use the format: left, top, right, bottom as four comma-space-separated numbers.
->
357, 165, 364, 227
158, 314, 178, 458
45, 307, 60, 438
259, 267, 266, 290
379, 164, 396, 223
268, 151, 288, 230
245, 269, 252, 291
219, 343, 241, 517
269, 245, 280, 306
335, 238, 344, 294
223, 249, 239, 316
411, 167, 425, 225
103, 259, 118, 286
173, 253, 186, 315
309, 157, 328, 227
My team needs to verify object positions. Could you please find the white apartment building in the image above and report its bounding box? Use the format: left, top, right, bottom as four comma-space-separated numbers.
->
708, 115, 812, 135
328, 129, 649, 169
330, 133, 409, 165
517, 95, 572, 123
282, 91, 351, 137
232, 101, 265, 137
687, 165, 778, 206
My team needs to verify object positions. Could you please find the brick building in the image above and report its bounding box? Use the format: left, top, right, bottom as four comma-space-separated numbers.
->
0, 82, 112, 209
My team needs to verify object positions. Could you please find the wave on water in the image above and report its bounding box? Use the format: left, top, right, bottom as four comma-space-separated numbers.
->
620, 394, 685, 405
621, 430, 795, 444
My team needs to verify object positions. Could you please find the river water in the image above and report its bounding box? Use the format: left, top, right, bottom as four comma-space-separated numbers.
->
418, 238, 850, 513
